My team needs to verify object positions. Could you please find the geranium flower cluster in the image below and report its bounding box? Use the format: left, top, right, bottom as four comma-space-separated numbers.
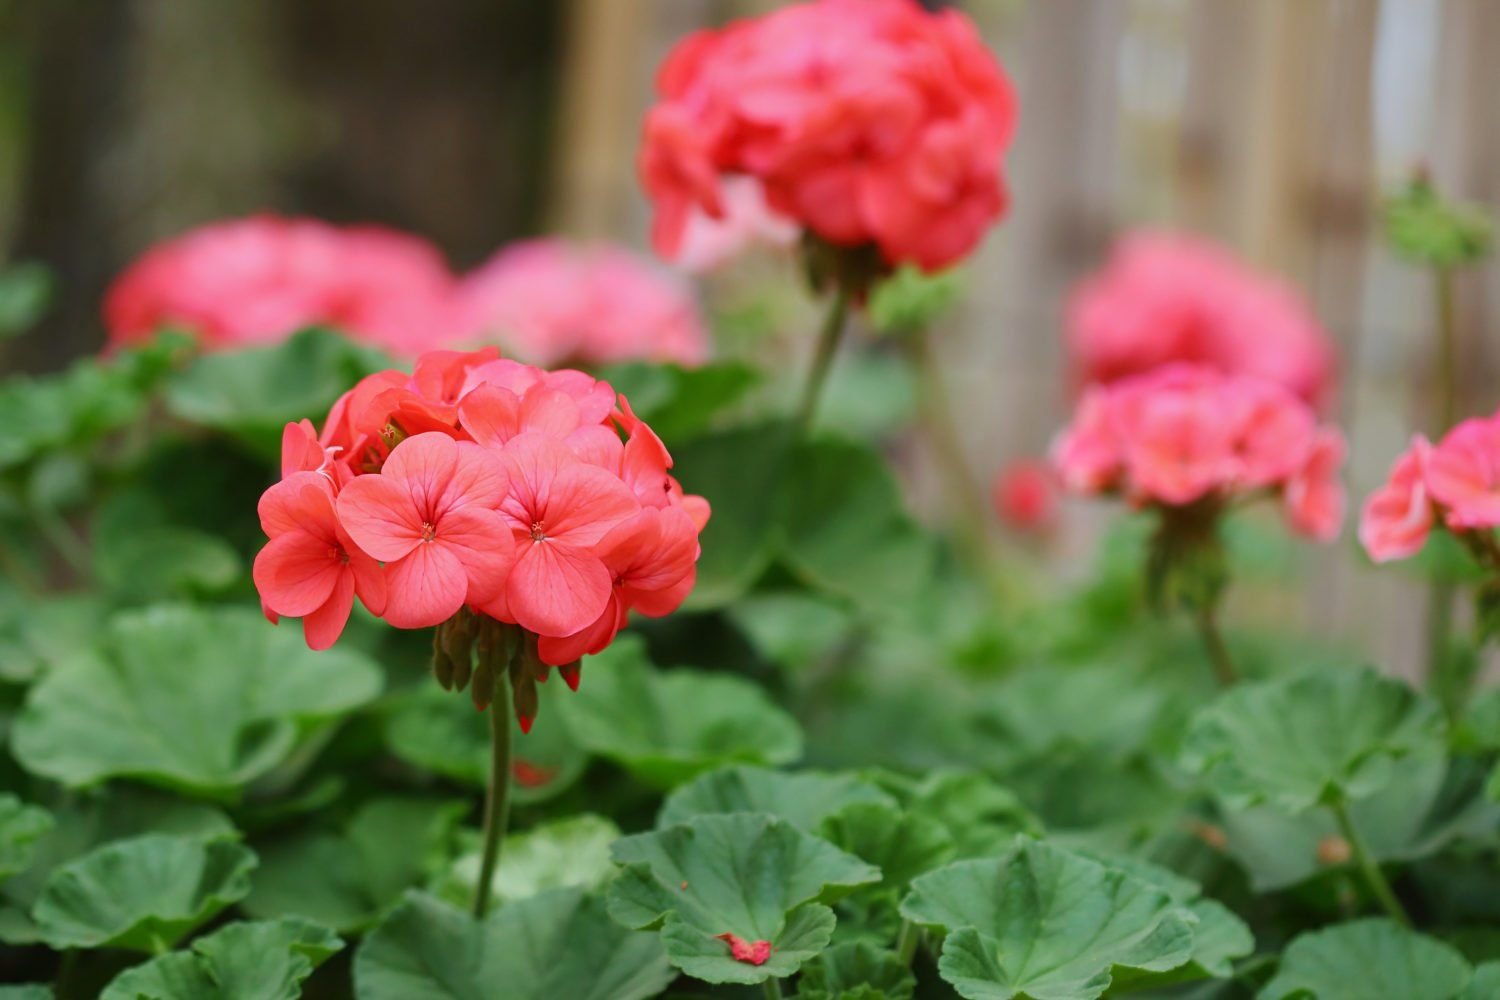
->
1067, 232, 1336, 406
252, 347, 709, 691
1361, 412, 1500, 565
640, 0, 1017, 273
105, 219, 709, 367
1052, 365, 1346, 539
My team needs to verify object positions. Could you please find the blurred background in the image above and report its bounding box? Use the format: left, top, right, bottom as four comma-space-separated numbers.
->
0, 0, 1497, 673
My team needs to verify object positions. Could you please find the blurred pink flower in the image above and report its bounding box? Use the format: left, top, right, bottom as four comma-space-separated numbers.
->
991, 459, 1058, 534
455, 239, 710, 367
640, 0, 1017, 272
668, 176, 799, 273
1425, 417, 1500, 529
1284, 428, 1348, 542
1359, 437, 1434, 563
104, 215, 460, 354
1067, 232, 1336, 406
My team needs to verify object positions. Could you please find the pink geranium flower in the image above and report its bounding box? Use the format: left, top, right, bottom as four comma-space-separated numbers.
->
477, 433, 641, 638
1359, 437, 1434, 563
253, 472, 386, 650
337, 433, 513, 629
1425, 417, 1500, 529
991, 460, 1058, 534
1284, 428, 1348, 542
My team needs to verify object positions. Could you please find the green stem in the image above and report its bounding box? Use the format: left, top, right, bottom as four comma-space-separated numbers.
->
794, 287, 851, 432
34, 507, 90, 580
1330, 797, 1410, 927
762, 978, 785, 1000
472, 679, 514, 918
1425, 265, 1460, 688
895, 918, 921, 966
1193, 602, 1238, 686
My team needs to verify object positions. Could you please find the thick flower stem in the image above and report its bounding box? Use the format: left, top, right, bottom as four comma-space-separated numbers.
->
472, 678, 514, 918
762, 978, 785, 1000
1193, 603, 1238, 687
1425, 265, 1459, 690
895, 918, 921, 966
794, 287, 851, 432
1330, 797, 1410, 928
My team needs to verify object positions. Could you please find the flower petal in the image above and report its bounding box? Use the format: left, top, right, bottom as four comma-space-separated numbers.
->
302, 570, 356, 650
383, 542, 470, 629
438, 506, 517, 605
336, 473, 425, 562
506, 540, 613, 637
253, 530, 343, 618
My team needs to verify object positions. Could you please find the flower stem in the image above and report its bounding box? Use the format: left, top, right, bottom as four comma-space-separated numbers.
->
1330, 797, 1410, 927
1425, 265, 1460, 689
1193, 602, 1238, 686
795, 287, 851, 432
895, 918, 921, 966
762, 978, 785, 1000
472, 677, 513, 918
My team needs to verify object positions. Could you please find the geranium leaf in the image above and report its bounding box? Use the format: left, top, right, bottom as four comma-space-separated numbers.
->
31, 833, 256, 952
898, 771, 1043, 859
384, 683, 586, 804
658, 765, 894, 831
901, 840, 1195, 1000
437, 814, 620, 914
0, 796, 52, 882
608, 813, 881, 984
597, 360, 761, 442
1460, 962, 1500, 1000
12, 604, 383, 799
558, 638, 802, 789
796, 941, 916, 1000
1258, 918, 1471, 1000
354, 888, 674, 1000
818, 802, 954, 889
0, 986, 50, 999
1181, 667, 1445, 813
244, 797, 466, 932
100, 918, 343, 1000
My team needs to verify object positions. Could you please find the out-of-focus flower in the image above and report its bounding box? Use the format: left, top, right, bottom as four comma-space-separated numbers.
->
1358, 437, 1433, 564
455, 239, 710, 367
104, 216, 459, 354
640, 0, 1017, 273
1067, 232, 1336, 406
668, 176, 799, 273
1052, 364, 1345, 540
991, 459, 1058, 535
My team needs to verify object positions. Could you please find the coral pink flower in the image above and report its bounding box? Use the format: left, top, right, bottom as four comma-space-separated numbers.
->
253, 472, 386, 650
1359, 438, 1434, 563
477, 433, 641, 638
537, 506, 700, 665
991, 460, 1058, 534
668, 176, 798, 273
1067, 232, 1335, 405
1425, 417, 1500, 529
336, 433, 513, 629
1119, 381, 1242, 506
640, 0, 1016, 272
1284, 428, 1348, 541
454, 239, 709, 367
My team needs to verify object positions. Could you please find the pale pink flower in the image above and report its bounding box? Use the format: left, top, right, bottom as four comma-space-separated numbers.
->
1359, 437, 1434, 563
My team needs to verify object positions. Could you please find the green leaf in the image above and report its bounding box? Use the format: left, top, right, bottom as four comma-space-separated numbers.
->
0, 786, 233, 944
12, 604, 383, 798
0, 262, 53, 338
1460, 962, 1500, 1000
100, 918, 343, 1000
92, 525, 242, 603
164, 328, 392, 455
0, 796, 52, 882
868, 265, 964, 336
777, 437, 933, 616
355, 888, 674, 1000
608, 813, 881, 984
901, 840, 1196, 1000
598, 360, 761, 442
796, 941, 916, 1000
658, 765, 895, 831
671, 422, 794, 608
1384, 178, 1493, 268
0, 986, 50, 999
0, 592, 106, 684
558, 638, 803, 788
899, 771, 1044, 859
1258, 918, 1471, 1000
1180, 667, 1446, 813
818, 802, 954, 889
243, 797, 466, 933
32, 833, 256, 952
437, 814, 620, 914
384, 683, 586, 804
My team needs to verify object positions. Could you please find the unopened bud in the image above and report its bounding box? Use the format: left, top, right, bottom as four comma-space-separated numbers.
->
470, 654, 496, 712
1188, 820, 1228, 851
558, 661, 582, 692
1317, 835, 1352, 867
431, 631, 455, 691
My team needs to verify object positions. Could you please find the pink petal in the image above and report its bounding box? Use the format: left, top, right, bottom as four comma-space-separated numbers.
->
380, 432, 460, 517
383, 542, 471, 629
257, 472, 334, 538
506, 540, 613, 637
537, 593, 624, 665
337, 474, 425, 562
347, 544, 388, 617
444, 440, 510, 512
457, 383, 523, 448
253, 530, 343, 618
519, 387, 582, 438
438, 506, 517, 605
302, 570, 356, 650
566, 425, 626, 471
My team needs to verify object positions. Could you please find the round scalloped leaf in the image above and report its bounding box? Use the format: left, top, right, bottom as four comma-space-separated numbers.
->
901, 841, 1195, 1000
12, 604, 382, 799
384, 683, 587, 804
658, 766, 894, 830
32, 834, 256, 952
797, 941, 916, 1000
1460, 962, 1500, 1000
608, 813, 881, 984
818, 801, 954, 889
558, 638, 803, 789
244, 797, 466, 932
437, 814, 620, 914
100, 918, 343, 1000
900, 771, 1044, 859
0, 796, 52, 883
1180, 667, 1445, 813
1258, 918, 1471, 1000
354, 889, 674, 1000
